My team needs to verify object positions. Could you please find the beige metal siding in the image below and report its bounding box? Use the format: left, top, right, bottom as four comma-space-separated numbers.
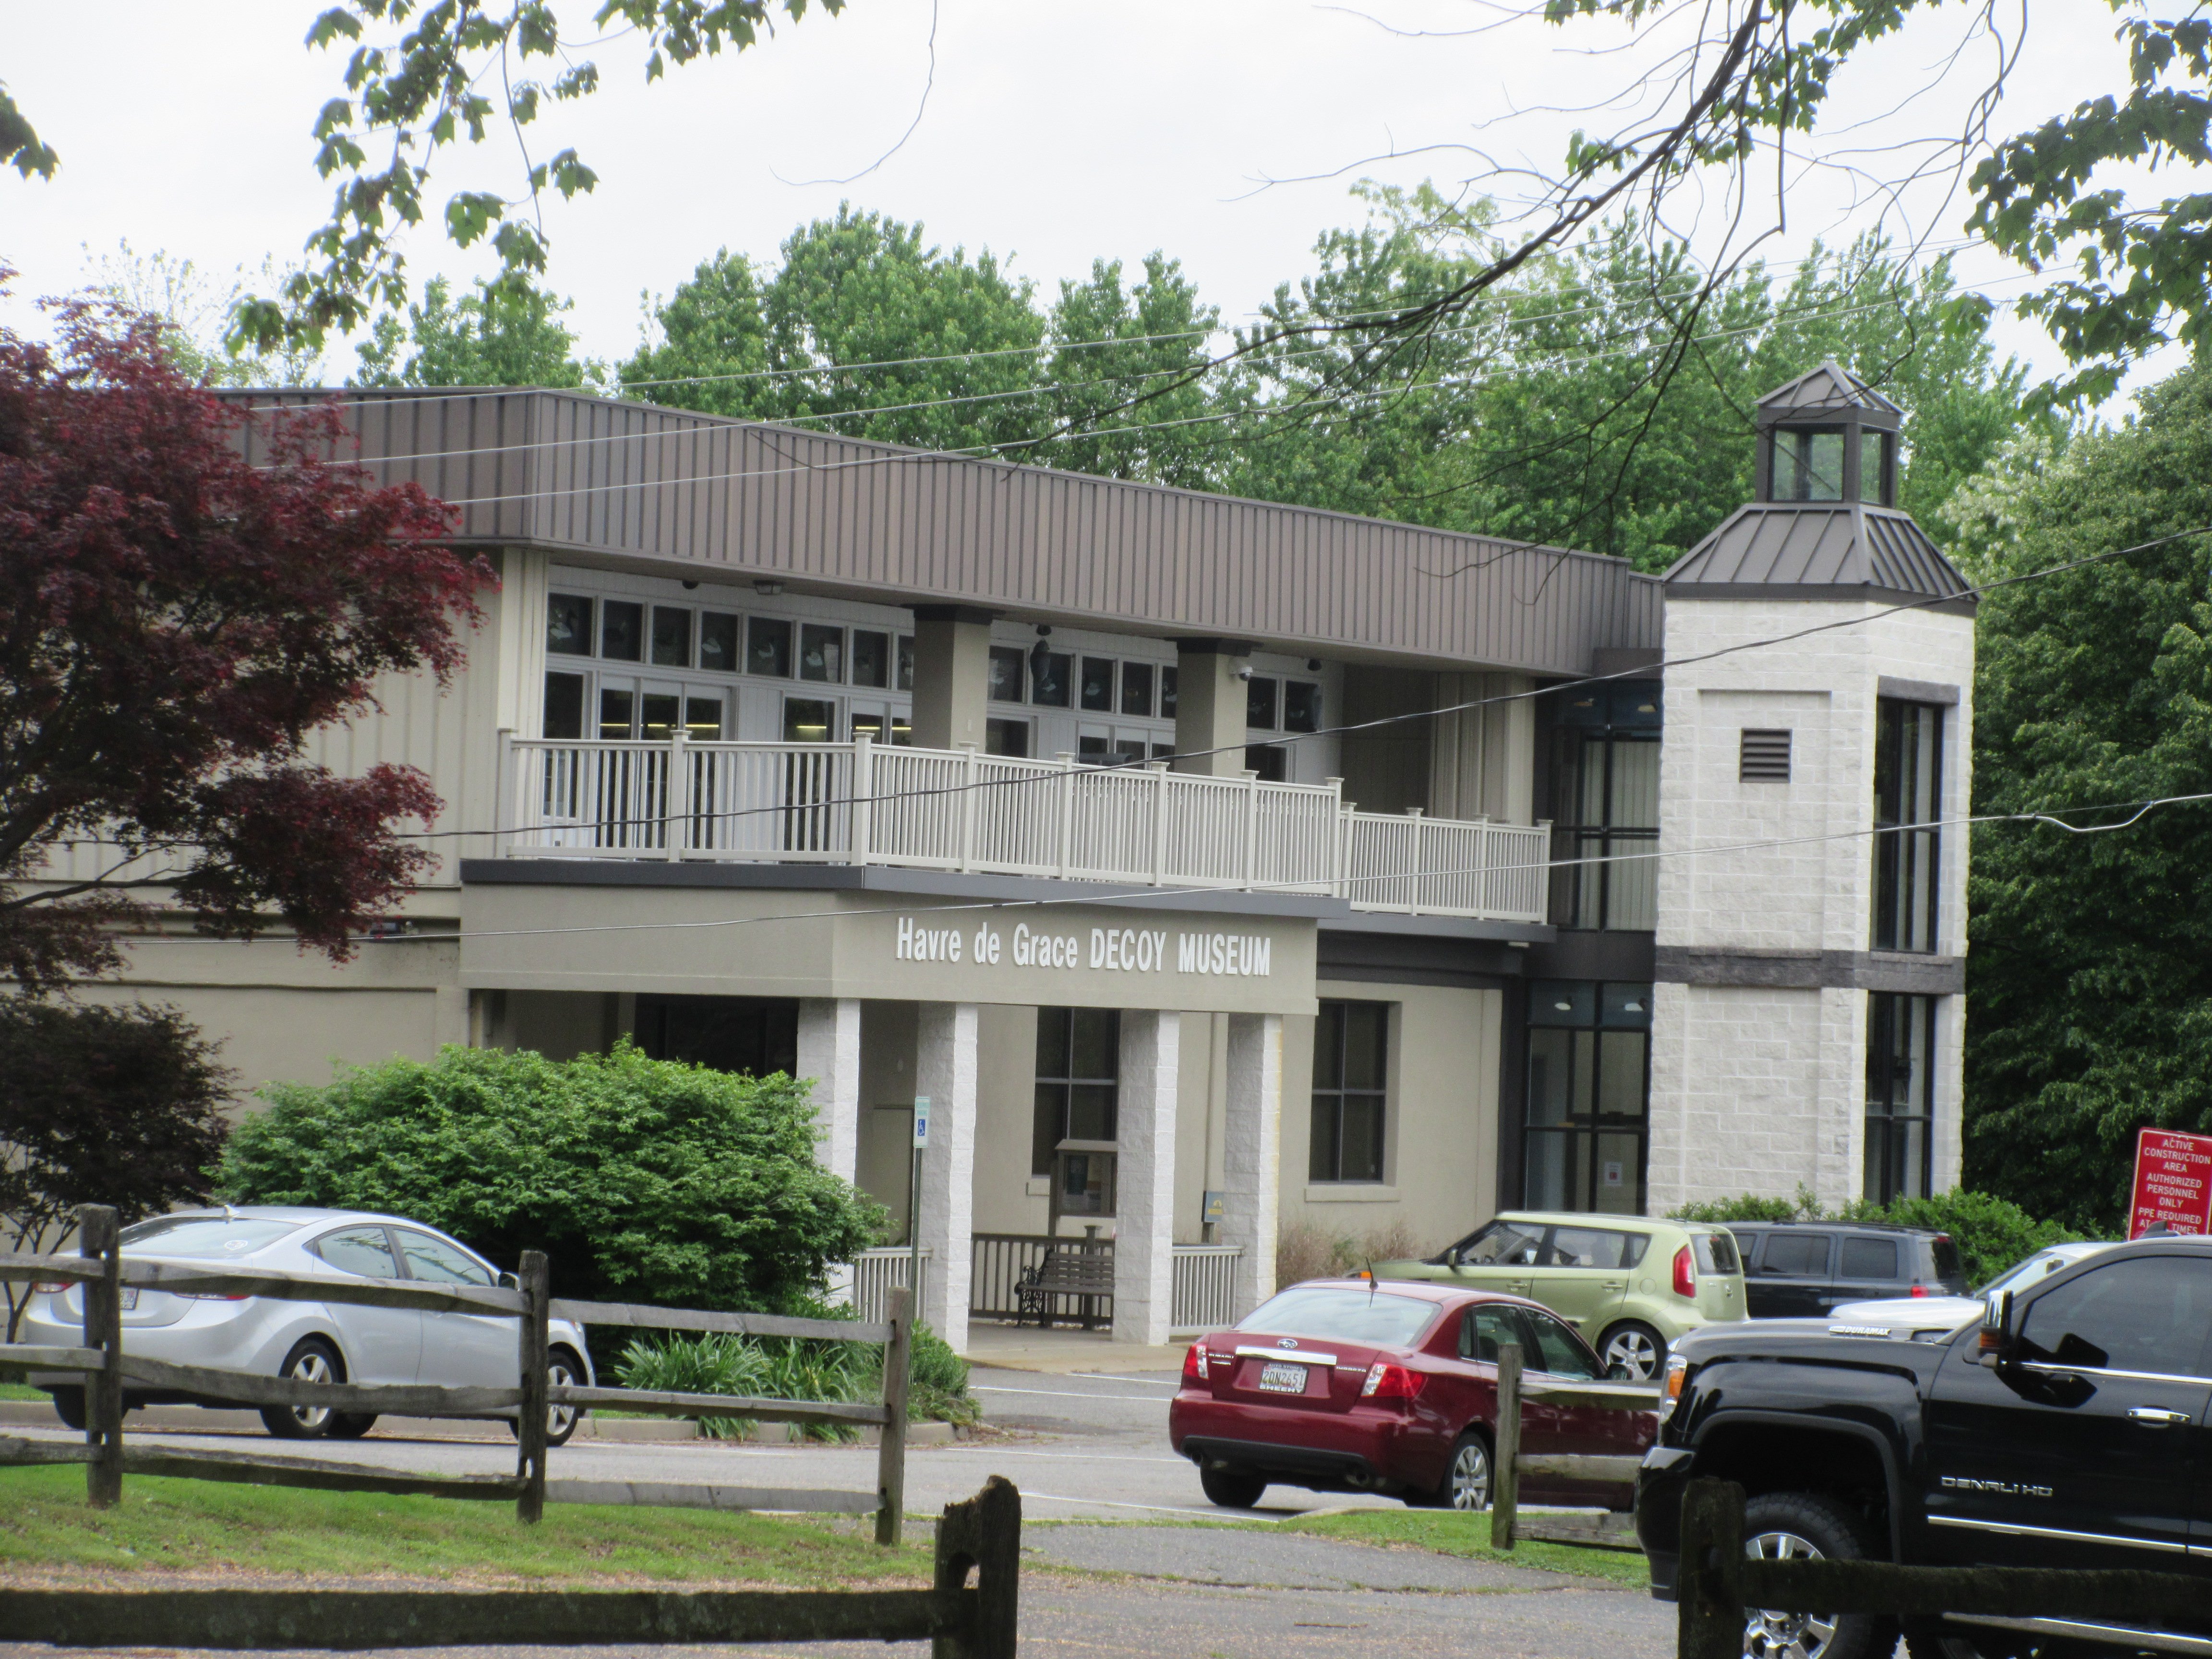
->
226, 388, 1663, 675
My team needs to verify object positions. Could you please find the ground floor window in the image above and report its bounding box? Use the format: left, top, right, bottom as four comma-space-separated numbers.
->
1523, 981, 1651, 1214
1310, 1000, 1388, 1182
1032, 1008, 1119, 1179
1866, 992, 1936, 1202
634, 995, 797, 1077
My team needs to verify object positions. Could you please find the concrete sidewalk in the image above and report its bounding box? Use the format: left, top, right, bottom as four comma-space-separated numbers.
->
960, 1323, 1187, 1375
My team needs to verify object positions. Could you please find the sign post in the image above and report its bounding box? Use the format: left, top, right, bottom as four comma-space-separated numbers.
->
909, 1097, 930, 1315
2129, 1127, 2212, 1239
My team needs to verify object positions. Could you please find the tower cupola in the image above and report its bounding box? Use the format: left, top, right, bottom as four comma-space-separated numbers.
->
1755, 361, 1903, 507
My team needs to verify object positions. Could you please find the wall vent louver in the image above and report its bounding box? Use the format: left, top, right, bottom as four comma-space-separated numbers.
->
1740, 729, 1793, 781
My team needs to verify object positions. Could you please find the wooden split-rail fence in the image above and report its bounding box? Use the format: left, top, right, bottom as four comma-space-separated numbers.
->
1487, 1340, 1659, 1551
0, 1206, 917, 1540
1675, 1477, 2212, 1659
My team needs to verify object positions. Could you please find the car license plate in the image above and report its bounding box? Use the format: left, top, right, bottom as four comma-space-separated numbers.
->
1257, 1361, 1308, 1394
118, 1287, 137, 1311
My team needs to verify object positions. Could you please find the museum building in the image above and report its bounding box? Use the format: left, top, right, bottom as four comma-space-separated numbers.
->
74, 364, 1972, 1347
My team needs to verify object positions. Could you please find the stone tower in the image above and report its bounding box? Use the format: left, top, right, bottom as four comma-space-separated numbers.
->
1645, 363, 1976, 1213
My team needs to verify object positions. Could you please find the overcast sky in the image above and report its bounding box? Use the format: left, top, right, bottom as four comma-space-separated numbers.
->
0, 0, 2176, 396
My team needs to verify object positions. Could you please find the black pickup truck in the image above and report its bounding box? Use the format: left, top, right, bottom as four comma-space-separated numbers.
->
1635, 1233, 2212, 1659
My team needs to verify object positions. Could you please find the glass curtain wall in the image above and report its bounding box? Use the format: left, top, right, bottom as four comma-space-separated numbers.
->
1549, 683, 1662, 930
1873, 698, 1943, 952
1524, 981, 1653, 1214
1865, 992, 1936, 1201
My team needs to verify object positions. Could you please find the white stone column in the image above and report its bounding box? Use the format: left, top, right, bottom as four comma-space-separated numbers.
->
1113, 1010, 1180, 1345
797, 997, 864, 1306
914, 1002, 978, 1353
796, 998, 863, 1184
909, 607, 995, 751
1222, 1012, 1282, 1319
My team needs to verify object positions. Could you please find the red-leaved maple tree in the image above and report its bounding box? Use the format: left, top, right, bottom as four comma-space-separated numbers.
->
0, 281, 494, 989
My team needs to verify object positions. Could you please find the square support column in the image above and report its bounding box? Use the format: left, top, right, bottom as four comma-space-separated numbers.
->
797, 998, 863, 1184
1173, 638, 1256, 777
910, 606, 996, 751
1113, 1010, 1180, 1346
1222, 1012, 1282, 1319
914, 1002, 978, 1352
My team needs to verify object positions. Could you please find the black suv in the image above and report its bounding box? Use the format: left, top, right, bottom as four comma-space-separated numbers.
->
1635, 1234, 2212, 1659
1728, 1221, 1967, 1319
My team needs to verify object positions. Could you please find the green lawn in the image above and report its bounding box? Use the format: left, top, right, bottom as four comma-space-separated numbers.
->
1279, 1510, 1651, 1588
0, 1466, 930, 1587
0, 1382, 50, 1401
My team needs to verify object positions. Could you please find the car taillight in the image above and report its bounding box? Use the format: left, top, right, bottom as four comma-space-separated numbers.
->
1183, 1343, 1206, 1382
1360, 1361, 1423, 1400
1672, 1245, 1696, 1298
1908, 1284, 1930, 1298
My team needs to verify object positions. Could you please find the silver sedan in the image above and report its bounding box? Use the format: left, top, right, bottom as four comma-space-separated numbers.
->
23, 1207, 595, 1444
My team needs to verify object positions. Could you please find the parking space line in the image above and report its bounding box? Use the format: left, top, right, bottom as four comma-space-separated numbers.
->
1016, 1490, 1279, 1521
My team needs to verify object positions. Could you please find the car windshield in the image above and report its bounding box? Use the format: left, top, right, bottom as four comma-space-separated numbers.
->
119, 1215, 301, 1258
1454, 1220, 1544, 1266
1238, 1286, 1439, 1348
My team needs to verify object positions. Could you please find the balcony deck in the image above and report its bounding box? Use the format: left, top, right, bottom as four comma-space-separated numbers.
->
498, 734, 1550, 925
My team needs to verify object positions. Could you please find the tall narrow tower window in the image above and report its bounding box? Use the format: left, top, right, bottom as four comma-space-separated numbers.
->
1873, 699, 1943, 952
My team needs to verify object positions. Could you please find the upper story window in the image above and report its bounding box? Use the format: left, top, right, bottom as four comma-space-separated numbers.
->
1548, 681, 1661, 931
1774, 427, 1847, 501
1242, 674, 1322, 734
1873, 697, 1943, 952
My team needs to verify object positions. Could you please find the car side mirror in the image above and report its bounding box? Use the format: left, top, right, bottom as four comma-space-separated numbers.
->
1978, 1289, 2016, 1365
498, 1271, 520, 1291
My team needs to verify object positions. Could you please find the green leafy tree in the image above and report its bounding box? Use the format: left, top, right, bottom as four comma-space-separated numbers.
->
1037, 254, 1225, 489
1961, 363, 2212, 1230
219, 1042, 886, 1312
354, 276, 600, 388
1226, 188, 2036, 569
83, 241, 326, 388
625, 207, 1044, 454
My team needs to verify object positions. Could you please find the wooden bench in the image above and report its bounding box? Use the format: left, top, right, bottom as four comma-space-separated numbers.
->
1015, 1250, 1115, 1330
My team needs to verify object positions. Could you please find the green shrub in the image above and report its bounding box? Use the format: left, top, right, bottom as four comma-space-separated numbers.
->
896, 1323, 977, 1428
1667, 1191, 1809, 1224
614, 1334, 771, 1440
220, 1041, 888, 1313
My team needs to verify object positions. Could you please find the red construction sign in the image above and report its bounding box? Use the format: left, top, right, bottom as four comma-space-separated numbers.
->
2130, 1128, 2212, 1239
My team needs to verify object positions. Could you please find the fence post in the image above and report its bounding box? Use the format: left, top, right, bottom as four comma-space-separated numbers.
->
1152, 764, 1169, 886
1490, 1340, 1521, 1551
494, 727, 516, 858
515, 1250, 550, 1524
1678, 1477, 1748, 1659
667, 727, 691, 860
1056, 755, 1075, 880
958, 745, 980, 874
852, 732, 875, 866
933, 1472, 1020, 1659
877, 1285, 913, 1546
79, 1205, 122, 1509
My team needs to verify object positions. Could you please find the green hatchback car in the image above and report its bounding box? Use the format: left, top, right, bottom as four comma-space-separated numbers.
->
1372, 1210, 1746, 1380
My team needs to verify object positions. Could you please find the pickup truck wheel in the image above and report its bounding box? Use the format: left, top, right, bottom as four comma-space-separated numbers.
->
1743, 1492, 1892, 1659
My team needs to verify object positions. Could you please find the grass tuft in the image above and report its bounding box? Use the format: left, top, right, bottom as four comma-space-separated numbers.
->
1280, 1510, 1651, 1587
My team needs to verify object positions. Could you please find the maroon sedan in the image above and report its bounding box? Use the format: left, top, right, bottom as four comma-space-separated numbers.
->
1169, 1277, 1655, 1510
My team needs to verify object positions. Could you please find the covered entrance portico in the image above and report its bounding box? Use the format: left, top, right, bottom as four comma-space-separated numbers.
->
459, 861, 1321, 1350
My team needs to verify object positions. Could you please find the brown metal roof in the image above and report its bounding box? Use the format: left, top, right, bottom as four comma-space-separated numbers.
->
222, 387, 1662, 675
1662, 501, 1974, 609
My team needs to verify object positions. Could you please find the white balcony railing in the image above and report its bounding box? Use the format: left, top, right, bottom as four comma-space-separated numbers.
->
498, 733, 1551, 924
